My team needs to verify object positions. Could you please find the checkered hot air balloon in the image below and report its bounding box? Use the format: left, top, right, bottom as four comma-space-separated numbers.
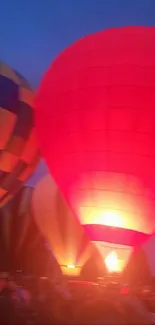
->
0, 61, 39, 207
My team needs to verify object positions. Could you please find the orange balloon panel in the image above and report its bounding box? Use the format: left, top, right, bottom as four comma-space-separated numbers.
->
35, 27, 155, 259
32, 175, 93, 276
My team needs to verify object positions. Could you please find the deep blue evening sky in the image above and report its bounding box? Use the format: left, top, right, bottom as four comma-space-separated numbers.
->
1, 0, 155, 186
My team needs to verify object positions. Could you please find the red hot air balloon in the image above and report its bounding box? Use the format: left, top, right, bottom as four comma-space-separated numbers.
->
35, 26, 155, 273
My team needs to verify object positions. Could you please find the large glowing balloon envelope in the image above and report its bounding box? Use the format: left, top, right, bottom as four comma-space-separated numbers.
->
35, 26, 155, 272
32, 174, 94, 276
0, 62, 39, 207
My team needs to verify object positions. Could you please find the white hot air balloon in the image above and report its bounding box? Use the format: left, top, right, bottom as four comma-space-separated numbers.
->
32, 174, 94, 276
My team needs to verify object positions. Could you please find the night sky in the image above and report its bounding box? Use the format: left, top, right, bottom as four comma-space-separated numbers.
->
1, 0, 155, 187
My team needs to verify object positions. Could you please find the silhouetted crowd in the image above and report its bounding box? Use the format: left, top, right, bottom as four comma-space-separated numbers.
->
0, 271, 155, 325
0, 245, 154, 324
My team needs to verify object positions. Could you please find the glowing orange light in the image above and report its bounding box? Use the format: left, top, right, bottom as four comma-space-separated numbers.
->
79, 206, 131, 230
99, 210, 124, 228
105, 251, 121, 273
67, 264, 75, 269
61, 264, 80, 276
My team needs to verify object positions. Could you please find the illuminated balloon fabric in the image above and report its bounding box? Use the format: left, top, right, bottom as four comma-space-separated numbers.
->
0, 185, 58, 276
35, 27, 155, 269
123, 245, 152, 285
0, 61, 39, 207
141, 235, 155, 277
0, 186, 34, 271
32, 174, 94, 276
